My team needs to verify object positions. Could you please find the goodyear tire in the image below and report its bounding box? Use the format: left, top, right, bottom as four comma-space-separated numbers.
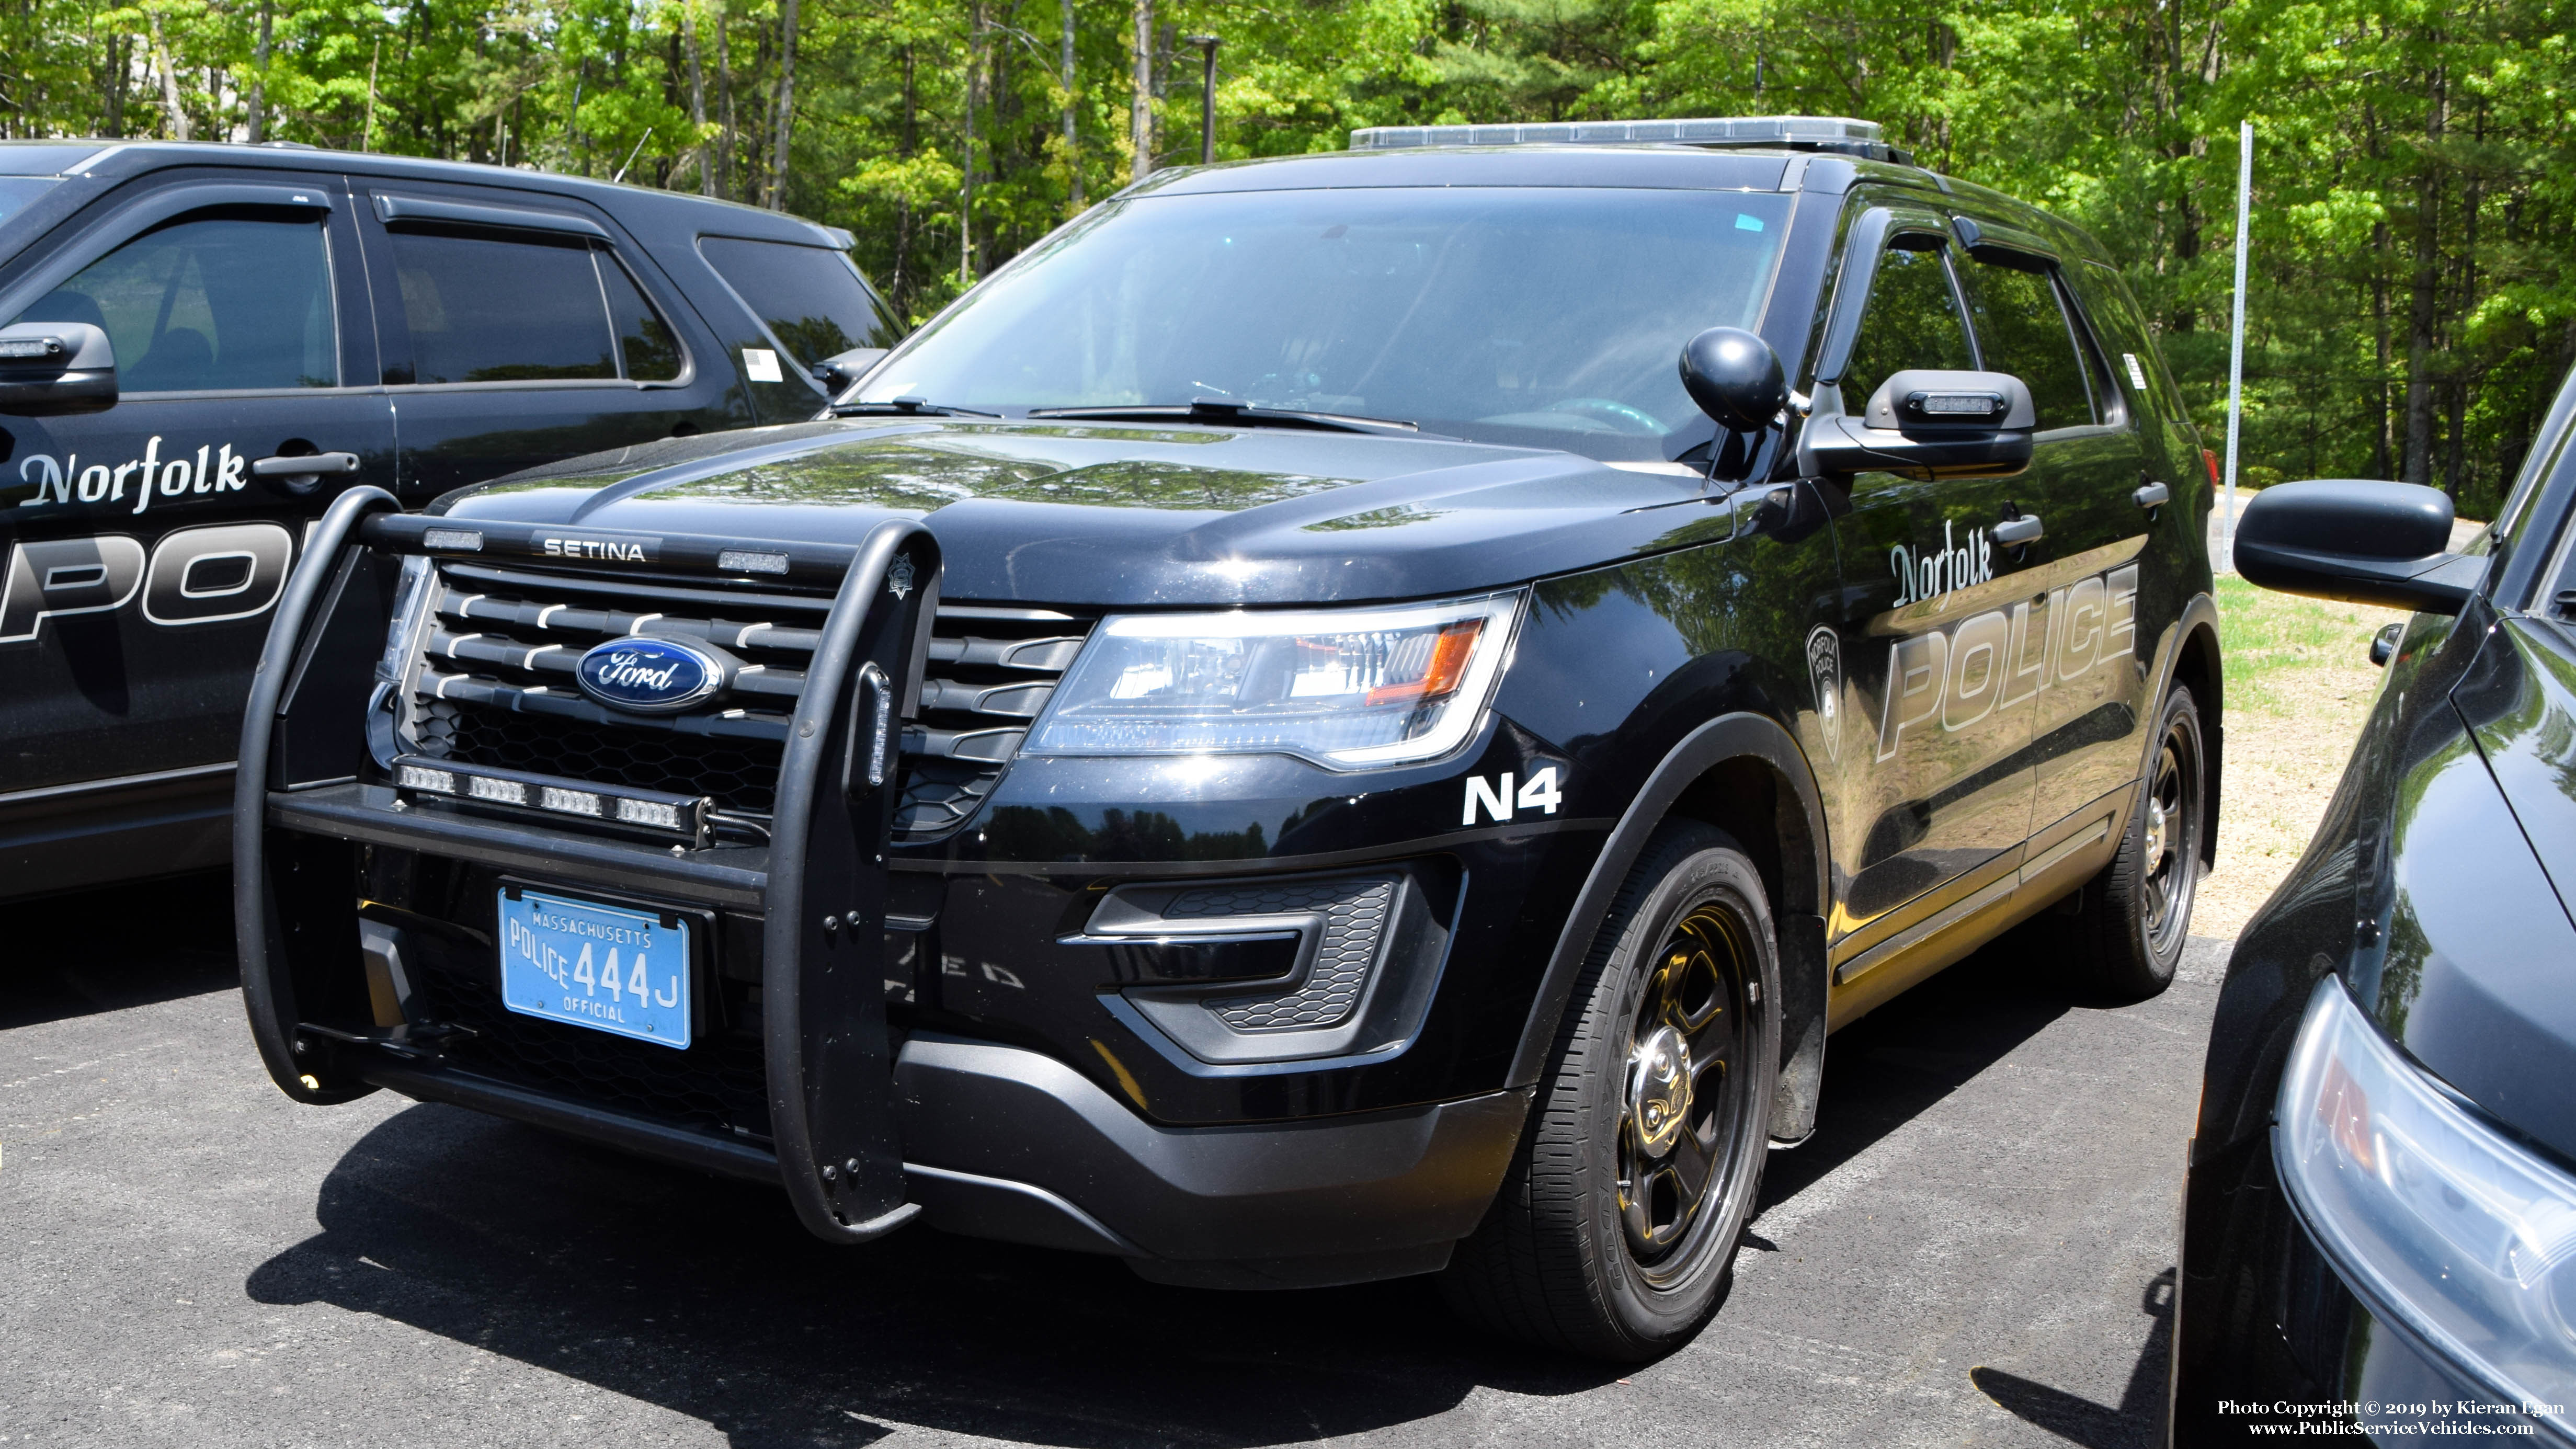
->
1441, 820, 1781, 1361
2066, 685, 2206, 1001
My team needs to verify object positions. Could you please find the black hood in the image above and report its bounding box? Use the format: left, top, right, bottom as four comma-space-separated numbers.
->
437, 418, 1738, 606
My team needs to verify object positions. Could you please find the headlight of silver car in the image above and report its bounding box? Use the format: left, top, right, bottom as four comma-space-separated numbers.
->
1026, 593, 1522, 770
2276, 977, 2576, 1411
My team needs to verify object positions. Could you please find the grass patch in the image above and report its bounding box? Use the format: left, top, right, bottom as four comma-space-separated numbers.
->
2215, 574, 2400, 716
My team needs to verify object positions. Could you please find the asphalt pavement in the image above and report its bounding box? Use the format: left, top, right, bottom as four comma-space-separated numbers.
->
2, 870, 2224, 1448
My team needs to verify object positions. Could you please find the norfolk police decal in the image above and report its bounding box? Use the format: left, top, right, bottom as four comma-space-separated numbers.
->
575, 637, 726, 714
1806, 625, 1842, 764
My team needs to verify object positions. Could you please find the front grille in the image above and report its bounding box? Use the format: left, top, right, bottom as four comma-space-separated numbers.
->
397, 562, 1090, 842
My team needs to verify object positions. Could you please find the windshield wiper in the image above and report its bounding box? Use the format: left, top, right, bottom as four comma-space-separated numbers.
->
831, 395, 999, 418
1029, 398, 1420, 436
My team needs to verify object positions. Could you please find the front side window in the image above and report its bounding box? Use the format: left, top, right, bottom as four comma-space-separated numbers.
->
1839, 242, 1972, 412
856, 187, 1796, 460
384, 229, 678, 385
13, 209, 336, 391
699, 236, 894, 374
1957, 259, 2095, 430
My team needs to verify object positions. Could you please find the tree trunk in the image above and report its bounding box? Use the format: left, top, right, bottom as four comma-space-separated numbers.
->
1062, 0, 1081, 208
149, 13, 188, 140
1130, 0, 1153, 181
247, 0, 271, 143
2401, 59, 2447, 485
768, 0, 797, 210
685, 3, 711, 194
716, 2, 734, 201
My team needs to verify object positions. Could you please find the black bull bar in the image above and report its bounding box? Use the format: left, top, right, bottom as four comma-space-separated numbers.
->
235, 486, 941, 1243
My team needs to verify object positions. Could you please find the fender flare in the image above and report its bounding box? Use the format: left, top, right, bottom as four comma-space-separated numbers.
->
2138, 590, 2224, 864
1507, 711, 1833, 1139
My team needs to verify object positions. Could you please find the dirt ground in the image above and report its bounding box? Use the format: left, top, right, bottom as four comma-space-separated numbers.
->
2194, 574, 2412, 938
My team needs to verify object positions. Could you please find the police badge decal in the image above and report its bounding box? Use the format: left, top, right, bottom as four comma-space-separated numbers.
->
1806, 624, 1842, 765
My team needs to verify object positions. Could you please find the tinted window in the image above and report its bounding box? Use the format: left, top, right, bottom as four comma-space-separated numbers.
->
1842, 243, 1972, 412
600, 258, 683, 382
15, 211, 336, 391
386, 229, 617, 384
700, 236, 895, 371
856, 188, 1797, 460
1958, 260, 2095, 429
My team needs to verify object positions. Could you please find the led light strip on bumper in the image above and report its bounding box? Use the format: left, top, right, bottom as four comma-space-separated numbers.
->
391, 754, 710, 846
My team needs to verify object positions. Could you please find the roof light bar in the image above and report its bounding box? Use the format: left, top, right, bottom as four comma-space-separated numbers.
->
1348, 115, 1909, 163
390, 754, 709, 845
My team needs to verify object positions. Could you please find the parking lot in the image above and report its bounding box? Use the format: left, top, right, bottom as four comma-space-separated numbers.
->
3, 870, 2218, 1448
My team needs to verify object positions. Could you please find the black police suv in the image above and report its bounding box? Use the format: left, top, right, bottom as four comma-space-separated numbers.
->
0, 139, 898, 903
235, 116, 2222, 1360
2170, 380, 2576, 1439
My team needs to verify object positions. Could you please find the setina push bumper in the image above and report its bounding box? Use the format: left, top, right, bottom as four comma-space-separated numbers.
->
232, 487, 1528, 1282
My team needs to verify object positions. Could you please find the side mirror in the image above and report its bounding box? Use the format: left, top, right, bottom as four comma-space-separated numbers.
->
1679, 327, 1787, 432
812, 346, 889, 394
1804, 369, 2035, 481
2236, 479, 2484, 615
0, 322, 116, 416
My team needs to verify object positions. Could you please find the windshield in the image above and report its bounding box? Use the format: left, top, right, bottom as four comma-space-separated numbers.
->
859, 186, 1795, 460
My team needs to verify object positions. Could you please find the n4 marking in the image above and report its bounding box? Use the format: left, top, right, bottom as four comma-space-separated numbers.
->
1464, 766, 1563, 826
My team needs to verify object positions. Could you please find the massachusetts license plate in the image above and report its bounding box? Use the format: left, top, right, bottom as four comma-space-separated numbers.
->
497, 888, 692, 1049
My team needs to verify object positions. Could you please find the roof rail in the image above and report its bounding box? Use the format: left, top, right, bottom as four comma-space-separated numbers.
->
1347, 115, 1912, 164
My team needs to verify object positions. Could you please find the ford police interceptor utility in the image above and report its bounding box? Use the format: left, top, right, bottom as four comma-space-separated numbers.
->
0, 139, 898, 902
235, 116, 2223, 1360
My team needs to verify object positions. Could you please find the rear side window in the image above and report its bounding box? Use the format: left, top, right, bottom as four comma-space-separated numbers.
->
1957, 260, 2095, 430
1841, 242, 1973, 410
698, 236, 893, 372
384, 229, 680, 384
599, 260, 683, 382
14, 210, 336, 391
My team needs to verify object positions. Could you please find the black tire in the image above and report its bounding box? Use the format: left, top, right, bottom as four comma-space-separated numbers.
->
1441, 820, 1782, 1361
2065, 685, 2207, 1001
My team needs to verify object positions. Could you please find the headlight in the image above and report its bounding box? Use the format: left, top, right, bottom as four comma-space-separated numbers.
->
2276, 978, 2576, 1411
376, 554, 435, 686
1026, 594, 1521, 770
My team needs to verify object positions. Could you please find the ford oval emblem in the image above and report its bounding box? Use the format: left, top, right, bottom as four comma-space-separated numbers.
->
575, 637, 725, 714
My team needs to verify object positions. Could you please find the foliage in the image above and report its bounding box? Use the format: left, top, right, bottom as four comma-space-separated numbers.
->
5, 0, 2572, 511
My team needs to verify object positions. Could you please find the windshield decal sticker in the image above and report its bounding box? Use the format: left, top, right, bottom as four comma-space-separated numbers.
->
14, 437, 251, 514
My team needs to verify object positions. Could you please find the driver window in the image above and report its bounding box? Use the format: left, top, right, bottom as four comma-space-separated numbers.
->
1840, 241, 1971, 414
1956, 258, 2095, 430
12, 210, 338, 392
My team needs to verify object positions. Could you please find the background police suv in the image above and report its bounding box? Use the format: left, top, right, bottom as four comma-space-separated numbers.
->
0, 139, 898, 902
234, 115, 2223, 1361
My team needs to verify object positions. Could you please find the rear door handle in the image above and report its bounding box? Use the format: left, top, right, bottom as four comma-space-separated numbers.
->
2133, 481, 2170, 509
250, 452, 360, 477
1993, 513, 2044, 545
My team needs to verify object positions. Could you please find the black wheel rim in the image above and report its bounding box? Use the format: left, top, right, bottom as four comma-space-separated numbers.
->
1616, 896, 1759, 1286
2140, 712, 2203, 957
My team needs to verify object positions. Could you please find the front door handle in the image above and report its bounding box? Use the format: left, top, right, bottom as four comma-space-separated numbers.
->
2133, 481, 2170, 509
251, 451, 360, 477
251, 451, 361, 494
1992, 512, 2044, 546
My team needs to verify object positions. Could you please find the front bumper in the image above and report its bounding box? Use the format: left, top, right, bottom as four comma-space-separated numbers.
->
236, 494, 1532, 1284
357, 1032, 1527, 1288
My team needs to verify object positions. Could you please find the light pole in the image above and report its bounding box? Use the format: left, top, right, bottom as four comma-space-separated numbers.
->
1186, 35, 1218, 165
